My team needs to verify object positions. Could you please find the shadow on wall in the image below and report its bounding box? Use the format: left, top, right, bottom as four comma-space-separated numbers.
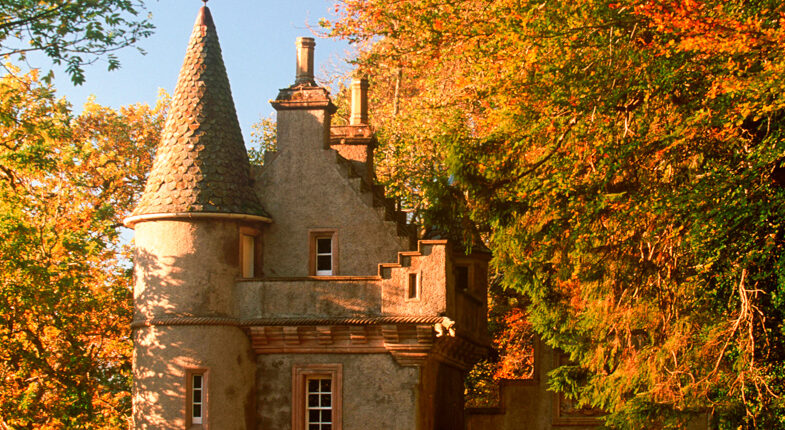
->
237, 278, 383, 319
134, 226, 237, 320
132, 246, 184, 428
132, 246, 258, 429
134, 246, 177, 320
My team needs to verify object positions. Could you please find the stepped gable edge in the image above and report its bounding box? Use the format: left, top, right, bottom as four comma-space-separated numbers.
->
125, 6, 268, 227
330, 149, 417, 246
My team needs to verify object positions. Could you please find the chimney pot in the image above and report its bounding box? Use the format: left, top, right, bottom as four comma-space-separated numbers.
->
295, 37, 316, 85
350, 77, 369, 125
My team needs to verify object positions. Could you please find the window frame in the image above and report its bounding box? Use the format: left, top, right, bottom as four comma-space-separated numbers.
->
292, 363, 343, 430
185, 368, 208, 428
406, 271, 421, 301
453, 263, 473, 292
239, 226, 261, 278
309, 230, 338, 276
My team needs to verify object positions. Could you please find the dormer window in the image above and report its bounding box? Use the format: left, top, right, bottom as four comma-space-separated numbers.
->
310, 230, 337, 276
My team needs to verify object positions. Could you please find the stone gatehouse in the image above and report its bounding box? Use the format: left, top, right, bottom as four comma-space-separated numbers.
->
126, 6, 489, 429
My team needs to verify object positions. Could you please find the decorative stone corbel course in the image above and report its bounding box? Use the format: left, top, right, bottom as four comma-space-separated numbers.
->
381, 325, 399, 344
283, 326, 300, 345
316, 326, 333, 345
350, 326, 368, 344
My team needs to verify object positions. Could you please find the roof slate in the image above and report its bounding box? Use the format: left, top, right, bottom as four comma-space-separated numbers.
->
131, 7, 268, 219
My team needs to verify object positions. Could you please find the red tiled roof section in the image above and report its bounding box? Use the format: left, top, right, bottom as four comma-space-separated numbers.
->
131, 6, 267, 218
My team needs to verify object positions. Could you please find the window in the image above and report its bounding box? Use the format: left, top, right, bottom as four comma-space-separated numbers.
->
309, 231, 337, 276
241, 234, 255, 278
239, 227, 261, 278
186, 369, 207, 427
306, 378, 332, 429
292, 364, 342, 430
407, 272, 420, 300
192, 374, 204, 424
454, 264, 470, 291
316, 238, 332, 276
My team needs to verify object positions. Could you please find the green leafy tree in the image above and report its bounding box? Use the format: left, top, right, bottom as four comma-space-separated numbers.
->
328, 0, 785, 427
0, 66, 163, 429
0, 0, 153, 84
248, 114, 277, 166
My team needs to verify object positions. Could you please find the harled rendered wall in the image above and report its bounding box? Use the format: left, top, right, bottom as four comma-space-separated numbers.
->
256, 353, 418, 430
255, 108, 409, 277
133, 219, 257, 429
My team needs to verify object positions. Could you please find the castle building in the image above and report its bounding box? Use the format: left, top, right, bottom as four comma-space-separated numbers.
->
125, 6, 489, 429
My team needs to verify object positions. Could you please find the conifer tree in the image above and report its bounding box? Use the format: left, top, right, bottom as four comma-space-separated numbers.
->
327, 0, 785, 426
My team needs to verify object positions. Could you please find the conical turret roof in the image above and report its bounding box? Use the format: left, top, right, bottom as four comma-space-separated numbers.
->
128, 6, 268, 223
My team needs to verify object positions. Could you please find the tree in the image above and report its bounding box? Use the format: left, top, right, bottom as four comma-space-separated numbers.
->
247, 114, 277, 166
0, 0, 153, 84
327, 0, 785, 427
0, 66, 163, 428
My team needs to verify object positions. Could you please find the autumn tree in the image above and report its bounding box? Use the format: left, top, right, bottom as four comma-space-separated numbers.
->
0, 0, 153, 84
0, 67, 163, 428
247, 114, 277, 166
328, 0, 785, 427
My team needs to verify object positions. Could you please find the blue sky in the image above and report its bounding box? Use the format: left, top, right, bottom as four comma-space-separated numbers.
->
45, 0, 352, 145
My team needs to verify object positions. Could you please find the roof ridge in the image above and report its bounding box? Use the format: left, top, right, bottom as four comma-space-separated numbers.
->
128, 6, 268, 224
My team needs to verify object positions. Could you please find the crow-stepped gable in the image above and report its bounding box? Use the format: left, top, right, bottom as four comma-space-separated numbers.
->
127, 6, 489, 430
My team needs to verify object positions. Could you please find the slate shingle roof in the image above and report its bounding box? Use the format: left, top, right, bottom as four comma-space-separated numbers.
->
130, 6, 267, 219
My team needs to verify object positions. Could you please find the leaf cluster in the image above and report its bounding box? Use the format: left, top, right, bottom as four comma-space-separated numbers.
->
0, 66, 162, 428
0, 0, 153, 84
328, 0, 785, 427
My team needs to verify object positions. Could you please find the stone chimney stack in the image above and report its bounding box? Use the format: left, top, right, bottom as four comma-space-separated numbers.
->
350, 77, 369, 125
295, 37, 316, 85
329, 77, 376, 182
273, 37, 336, 153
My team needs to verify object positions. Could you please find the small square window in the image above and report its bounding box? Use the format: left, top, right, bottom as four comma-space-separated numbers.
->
317, 238, 332, 254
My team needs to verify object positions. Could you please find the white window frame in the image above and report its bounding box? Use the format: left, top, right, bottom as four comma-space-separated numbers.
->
186, 368, 207, 428
309, 230, 337, 276
305, 376, 333, 428
315, 237, 332, 276
292, 364, 342, 430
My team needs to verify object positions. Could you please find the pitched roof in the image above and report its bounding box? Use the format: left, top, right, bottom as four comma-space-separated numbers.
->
129, 6, 268, 221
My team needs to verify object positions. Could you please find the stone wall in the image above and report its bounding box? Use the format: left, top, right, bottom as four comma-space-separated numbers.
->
466, 340, 709, 430
255, 109, 409, 277
256, 353, 418, 430
133, 219, 259, 429
466, 341, 601, 430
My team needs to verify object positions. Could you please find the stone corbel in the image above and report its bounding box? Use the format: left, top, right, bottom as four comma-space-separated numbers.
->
283, 326, 300, 345
350, 326, 368, 344
316, 326, 333, 345
381, 325, 399, 344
